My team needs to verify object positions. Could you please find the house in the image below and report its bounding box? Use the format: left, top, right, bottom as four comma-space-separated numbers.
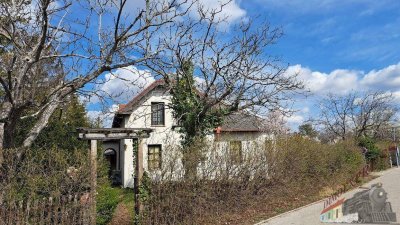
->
103, 80, 271, 188
320, 198, 345, 222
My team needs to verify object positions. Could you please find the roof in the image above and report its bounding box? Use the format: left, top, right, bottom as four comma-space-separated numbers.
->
115, 79, 267, 132
218, 113, 267, 132
320, 198, 345, 214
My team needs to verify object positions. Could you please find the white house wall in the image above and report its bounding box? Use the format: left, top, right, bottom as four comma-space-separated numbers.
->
121, 87, 182, 187
118, 87, 271, 188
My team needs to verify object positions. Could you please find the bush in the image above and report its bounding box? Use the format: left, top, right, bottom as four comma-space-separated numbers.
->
358, 137, 390, 171
0, 147, 91, 201
140, 136, 365, 225
0, 146, 109, 201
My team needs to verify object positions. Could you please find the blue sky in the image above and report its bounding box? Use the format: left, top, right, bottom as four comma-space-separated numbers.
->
87, 0, 400, 129
244, 0, 400, 72
237, 0, 400, 128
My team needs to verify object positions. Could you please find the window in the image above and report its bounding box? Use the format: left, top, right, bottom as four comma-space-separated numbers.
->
148, 145, 162, 171
229, 141, 242, 164
151, 102, 165, 126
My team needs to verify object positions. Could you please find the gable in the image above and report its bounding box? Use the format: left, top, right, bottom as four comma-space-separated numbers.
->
117, 79, 168, 115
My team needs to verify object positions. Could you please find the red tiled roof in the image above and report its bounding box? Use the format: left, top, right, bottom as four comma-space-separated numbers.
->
321, 198, 345, 215
118, 104, 127, 111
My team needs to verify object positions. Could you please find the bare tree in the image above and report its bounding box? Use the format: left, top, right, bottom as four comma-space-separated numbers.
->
316, 91, 397, 141
352, 92, 397, 138
143, 3, 304, 178
146, 2, 304, 132
317, 93, 356, 140
0, 0, 193, 149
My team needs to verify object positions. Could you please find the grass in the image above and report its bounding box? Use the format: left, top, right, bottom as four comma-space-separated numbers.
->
97, 184, 135, 225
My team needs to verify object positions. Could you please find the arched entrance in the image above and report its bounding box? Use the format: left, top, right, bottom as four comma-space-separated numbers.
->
104, 148, 117, 177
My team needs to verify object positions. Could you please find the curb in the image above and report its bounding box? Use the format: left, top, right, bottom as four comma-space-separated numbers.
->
253, 198, 326, 225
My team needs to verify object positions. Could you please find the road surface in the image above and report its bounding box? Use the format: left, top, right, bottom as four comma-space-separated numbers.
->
255, 167, 400, 225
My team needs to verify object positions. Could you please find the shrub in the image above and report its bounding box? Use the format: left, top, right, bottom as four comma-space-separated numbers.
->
0, 146, 109, 201
358, 137, 390, 171
140, 136, 365, 224
0, 147, 91, 202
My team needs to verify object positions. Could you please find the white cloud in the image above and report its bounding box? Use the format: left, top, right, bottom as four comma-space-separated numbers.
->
123, 0, 246, 27
286, 62, 400, 128
84, 66, 155, 128
287, 64, 360, 95
195, 0, 246, 25
257, 0, 392, 14
285, 114, 304, 130
361, 62, 400, 89
283, 105, 312, 130
392, 91, 400, 102
288, 62, 400, 97
89, 66, 155, 104
286, 114, 304, 124
87, 105, 119, 128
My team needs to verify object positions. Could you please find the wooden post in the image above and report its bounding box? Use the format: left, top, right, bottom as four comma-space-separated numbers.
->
90, 140, 97, 225
134, 138, 144, 224
396, 145, 399, 168
0, 122, 4, 165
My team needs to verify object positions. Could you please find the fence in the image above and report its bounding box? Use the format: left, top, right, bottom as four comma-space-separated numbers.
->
0, 193, 92, 225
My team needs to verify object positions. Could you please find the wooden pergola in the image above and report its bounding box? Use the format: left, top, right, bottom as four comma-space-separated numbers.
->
77, 128, 152, 225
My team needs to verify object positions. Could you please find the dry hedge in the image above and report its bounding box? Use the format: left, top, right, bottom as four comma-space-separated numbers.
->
140, 136, 365, 225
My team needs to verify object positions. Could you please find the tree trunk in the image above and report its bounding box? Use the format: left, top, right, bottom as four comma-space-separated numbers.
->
3, 110, 20, 149
23, 100, 60, 148
0, 123, 4, 165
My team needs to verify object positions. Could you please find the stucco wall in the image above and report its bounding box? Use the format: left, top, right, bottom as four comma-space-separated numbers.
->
117, 87, 271, 188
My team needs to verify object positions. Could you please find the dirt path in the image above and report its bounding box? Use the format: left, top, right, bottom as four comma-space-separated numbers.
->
108, 202, 134, 225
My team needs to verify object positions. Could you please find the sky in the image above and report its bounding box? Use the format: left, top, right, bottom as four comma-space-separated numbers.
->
86, 0, 400, 129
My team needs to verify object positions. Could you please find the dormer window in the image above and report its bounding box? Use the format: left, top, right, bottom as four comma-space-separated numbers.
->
151, 102, 165, 126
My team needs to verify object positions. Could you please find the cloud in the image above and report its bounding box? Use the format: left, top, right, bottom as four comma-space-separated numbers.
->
84, 66, 155, 128
361, 62, 400, 89
284, 106, 311, 130
285, 114, 304, 125
123, 0, 246, 27
287, 65, 360, 95
256, 0, 395, 14
195, 0, 246, 25
286, 62, 400, 130
87, 105, 119, 128
288, 62, 400, 97
88, 66, 155, 104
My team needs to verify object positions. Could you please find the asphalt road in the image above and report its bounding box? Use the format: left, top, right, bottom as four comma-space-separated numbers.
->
255, 167, 400, 225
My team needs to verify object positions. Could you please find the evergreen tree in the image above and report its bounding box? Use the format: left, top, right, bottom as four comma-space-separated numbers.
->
298, 123, 318, 138
15, 95, 90, 150
170, 60, 226, 179
170, 60, 225, 147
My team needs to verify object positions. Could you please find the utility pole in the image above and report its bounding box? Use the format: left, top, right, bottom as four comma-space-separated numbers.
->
392, 126, 399, 168
145, 0, 150, 55
395, 127, 399, 167
90, 140, 97, 225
